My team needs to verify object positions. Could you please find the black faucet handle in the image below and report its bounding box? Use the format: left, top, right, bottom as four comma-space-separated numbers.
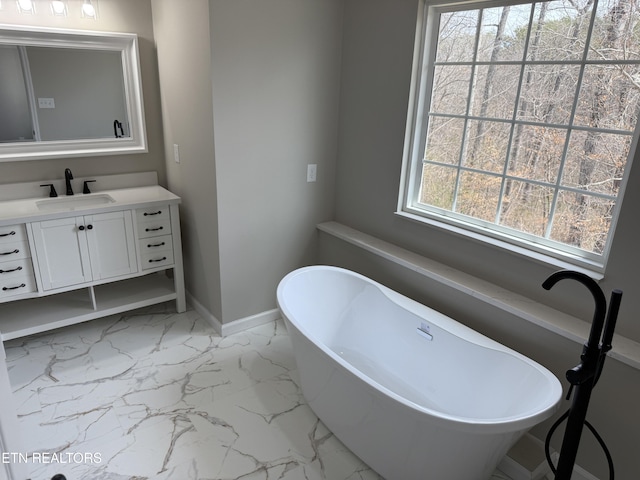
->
83, 180, 96, 194
566, 362, 595, 386
601, 289, 623, 352
40, 184, 58, 197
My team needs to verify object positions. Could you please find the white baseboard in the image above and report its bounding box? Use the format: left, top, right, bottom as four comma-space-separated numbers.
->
499, 433, 551, 480
546, 453, 601, 480
219, 308, 280, 336
497, 435, 601, 480
186, 292, 223, 334
186, 291, 279, 336
569, 468, 601, 480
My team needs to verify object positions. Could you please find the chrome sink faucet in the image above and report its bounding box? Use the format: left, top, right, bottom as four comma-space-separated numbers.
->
64, 168, 74, 195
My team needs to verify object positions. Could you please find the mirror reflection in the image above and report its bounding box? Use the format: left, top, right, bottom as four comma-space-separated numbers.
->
0, 45, 128, 143
0, 25, 146, 161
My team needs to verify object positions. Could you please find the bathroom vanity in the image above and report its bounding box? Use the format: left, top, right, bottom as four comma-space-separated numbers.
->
0, 173, 185, 341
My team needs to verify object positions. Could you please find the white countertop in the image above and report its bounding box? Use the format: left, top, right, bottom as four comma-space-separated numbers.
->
0, 185, 180, 226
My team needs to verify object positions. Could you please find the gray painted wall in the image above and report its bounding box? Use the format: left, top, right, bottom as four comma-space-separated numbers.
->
151, 0, 223, 321
209, 0, 342, 323
326, 0, 640, 477
151, 0, 342, 324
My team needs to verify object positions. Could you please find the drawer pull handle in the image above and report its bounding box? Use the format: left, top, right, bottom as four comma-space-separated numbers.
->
147, 242, 166, 248
145, 226, 164, 232
143, 211, 162, 216
3, 283, 26, 291
0, 266, 22, 274
0, 231, 16, 237
1, 249, 19, 256
149, 257, 167, 263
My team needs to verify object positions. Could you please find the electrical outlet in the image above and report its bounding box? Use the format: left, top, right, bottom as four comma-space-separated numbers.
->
307, 164, 317, 182
38, 97, 55, 109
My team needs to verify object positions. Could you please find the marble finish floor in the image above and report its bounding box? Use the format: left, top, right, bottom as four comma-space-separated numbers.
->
5, 304, 513, 480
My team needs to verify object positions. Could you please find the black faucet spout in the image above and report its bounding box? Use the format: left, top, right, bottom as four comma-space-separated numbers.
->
543, 270, 606, 357
64, 168, 74, 196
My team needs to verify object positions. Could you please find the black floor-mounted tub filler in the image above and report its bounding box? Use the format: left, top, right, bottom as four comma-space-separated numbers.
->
542, 270, 621, 480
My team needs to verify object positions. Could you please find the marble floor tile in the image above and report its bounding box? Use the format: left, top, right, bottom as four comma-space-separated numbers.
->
5, 304, 514, 480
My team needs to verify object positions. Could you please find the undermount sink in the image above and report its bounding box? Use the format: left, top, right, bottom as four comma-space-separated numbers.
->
36, 194, 116, 211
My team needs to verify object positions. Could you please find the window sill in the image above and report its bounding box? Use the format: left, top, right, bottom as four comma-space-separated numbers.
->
395, 209, 605, 280
317, 221, 640, 371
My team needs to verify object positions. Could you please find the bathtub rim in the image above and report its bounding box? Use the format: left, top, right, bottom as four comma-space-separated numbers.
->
277, 265, 563, 432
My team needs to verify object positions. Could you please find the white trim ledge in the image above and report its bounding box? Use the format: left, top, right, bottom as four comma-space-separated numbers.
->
395, 210, 605, 279
187, 292, 280, 337
318, 221, 640, 371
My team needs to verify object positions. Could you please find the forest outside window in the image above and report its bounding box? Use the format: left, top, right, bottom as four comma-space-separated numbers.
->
400, 0, 640, 271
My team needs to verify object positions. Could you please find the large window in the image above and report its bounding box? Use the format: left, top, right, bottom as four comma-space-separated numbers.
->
400, 0, 640, 271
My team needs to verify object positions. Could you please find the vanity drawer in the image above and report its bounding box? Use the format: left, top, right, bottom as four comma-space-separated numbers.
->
0, 258, 33, 281
138, 235, 173, 256
141, 248, 174, 270
136, 205, 172, 238
136, 206, 170, 224
0, 273, 36, 299
0, 225, 27, 244
137, 218, 171, 238
0, 241, 30, 261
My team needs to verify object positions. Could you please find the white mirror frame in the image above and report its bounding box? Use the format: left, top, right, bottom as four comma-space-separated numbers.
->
0, 24, 147, 162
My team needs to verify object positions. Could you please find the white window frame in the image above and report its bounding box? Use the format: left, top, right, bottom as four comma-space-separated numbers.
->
398, 0, 640, 276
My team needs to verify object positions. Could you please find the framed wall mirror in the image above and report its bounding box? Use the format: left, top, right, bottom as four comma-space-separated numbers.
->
0, 24, 147, 162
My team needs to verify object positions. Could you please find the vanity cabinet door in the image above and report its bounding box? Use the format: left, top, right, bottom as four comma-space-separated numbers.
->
84, 211, 137, 280
31, 216, 92, 290
31, 210, 138, 290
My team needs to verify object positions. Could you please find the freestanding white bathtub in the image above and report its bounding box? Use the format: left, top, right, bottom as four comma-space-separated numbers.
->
276, 266, 562, 480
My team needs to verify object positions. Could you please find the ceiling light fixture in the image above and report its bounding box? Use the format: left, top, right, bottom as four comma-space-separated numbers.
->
81, 0, 97, 19
50, 0, 67, 16
16, 0, 35, 14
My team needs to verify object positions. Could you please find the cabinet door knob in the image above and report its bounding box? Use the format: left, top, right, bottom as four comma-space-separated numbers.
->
144, 211, 162, 216
78, 225, 85, 231
87, 224, 93, 230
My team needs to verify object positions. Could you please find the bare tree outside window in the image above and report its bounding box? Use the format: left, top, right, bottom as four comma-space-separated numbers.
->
409, 0, 640, 265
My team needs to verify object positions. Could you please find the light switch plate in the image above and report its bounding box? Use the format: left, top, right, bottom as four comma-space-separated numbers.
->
307, 164, 317, 182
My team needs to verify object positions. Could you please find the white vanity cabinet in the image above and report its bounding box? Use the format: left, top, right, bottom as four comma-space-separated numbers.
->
30, 210, 137, 290
0, 183, 185, 341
